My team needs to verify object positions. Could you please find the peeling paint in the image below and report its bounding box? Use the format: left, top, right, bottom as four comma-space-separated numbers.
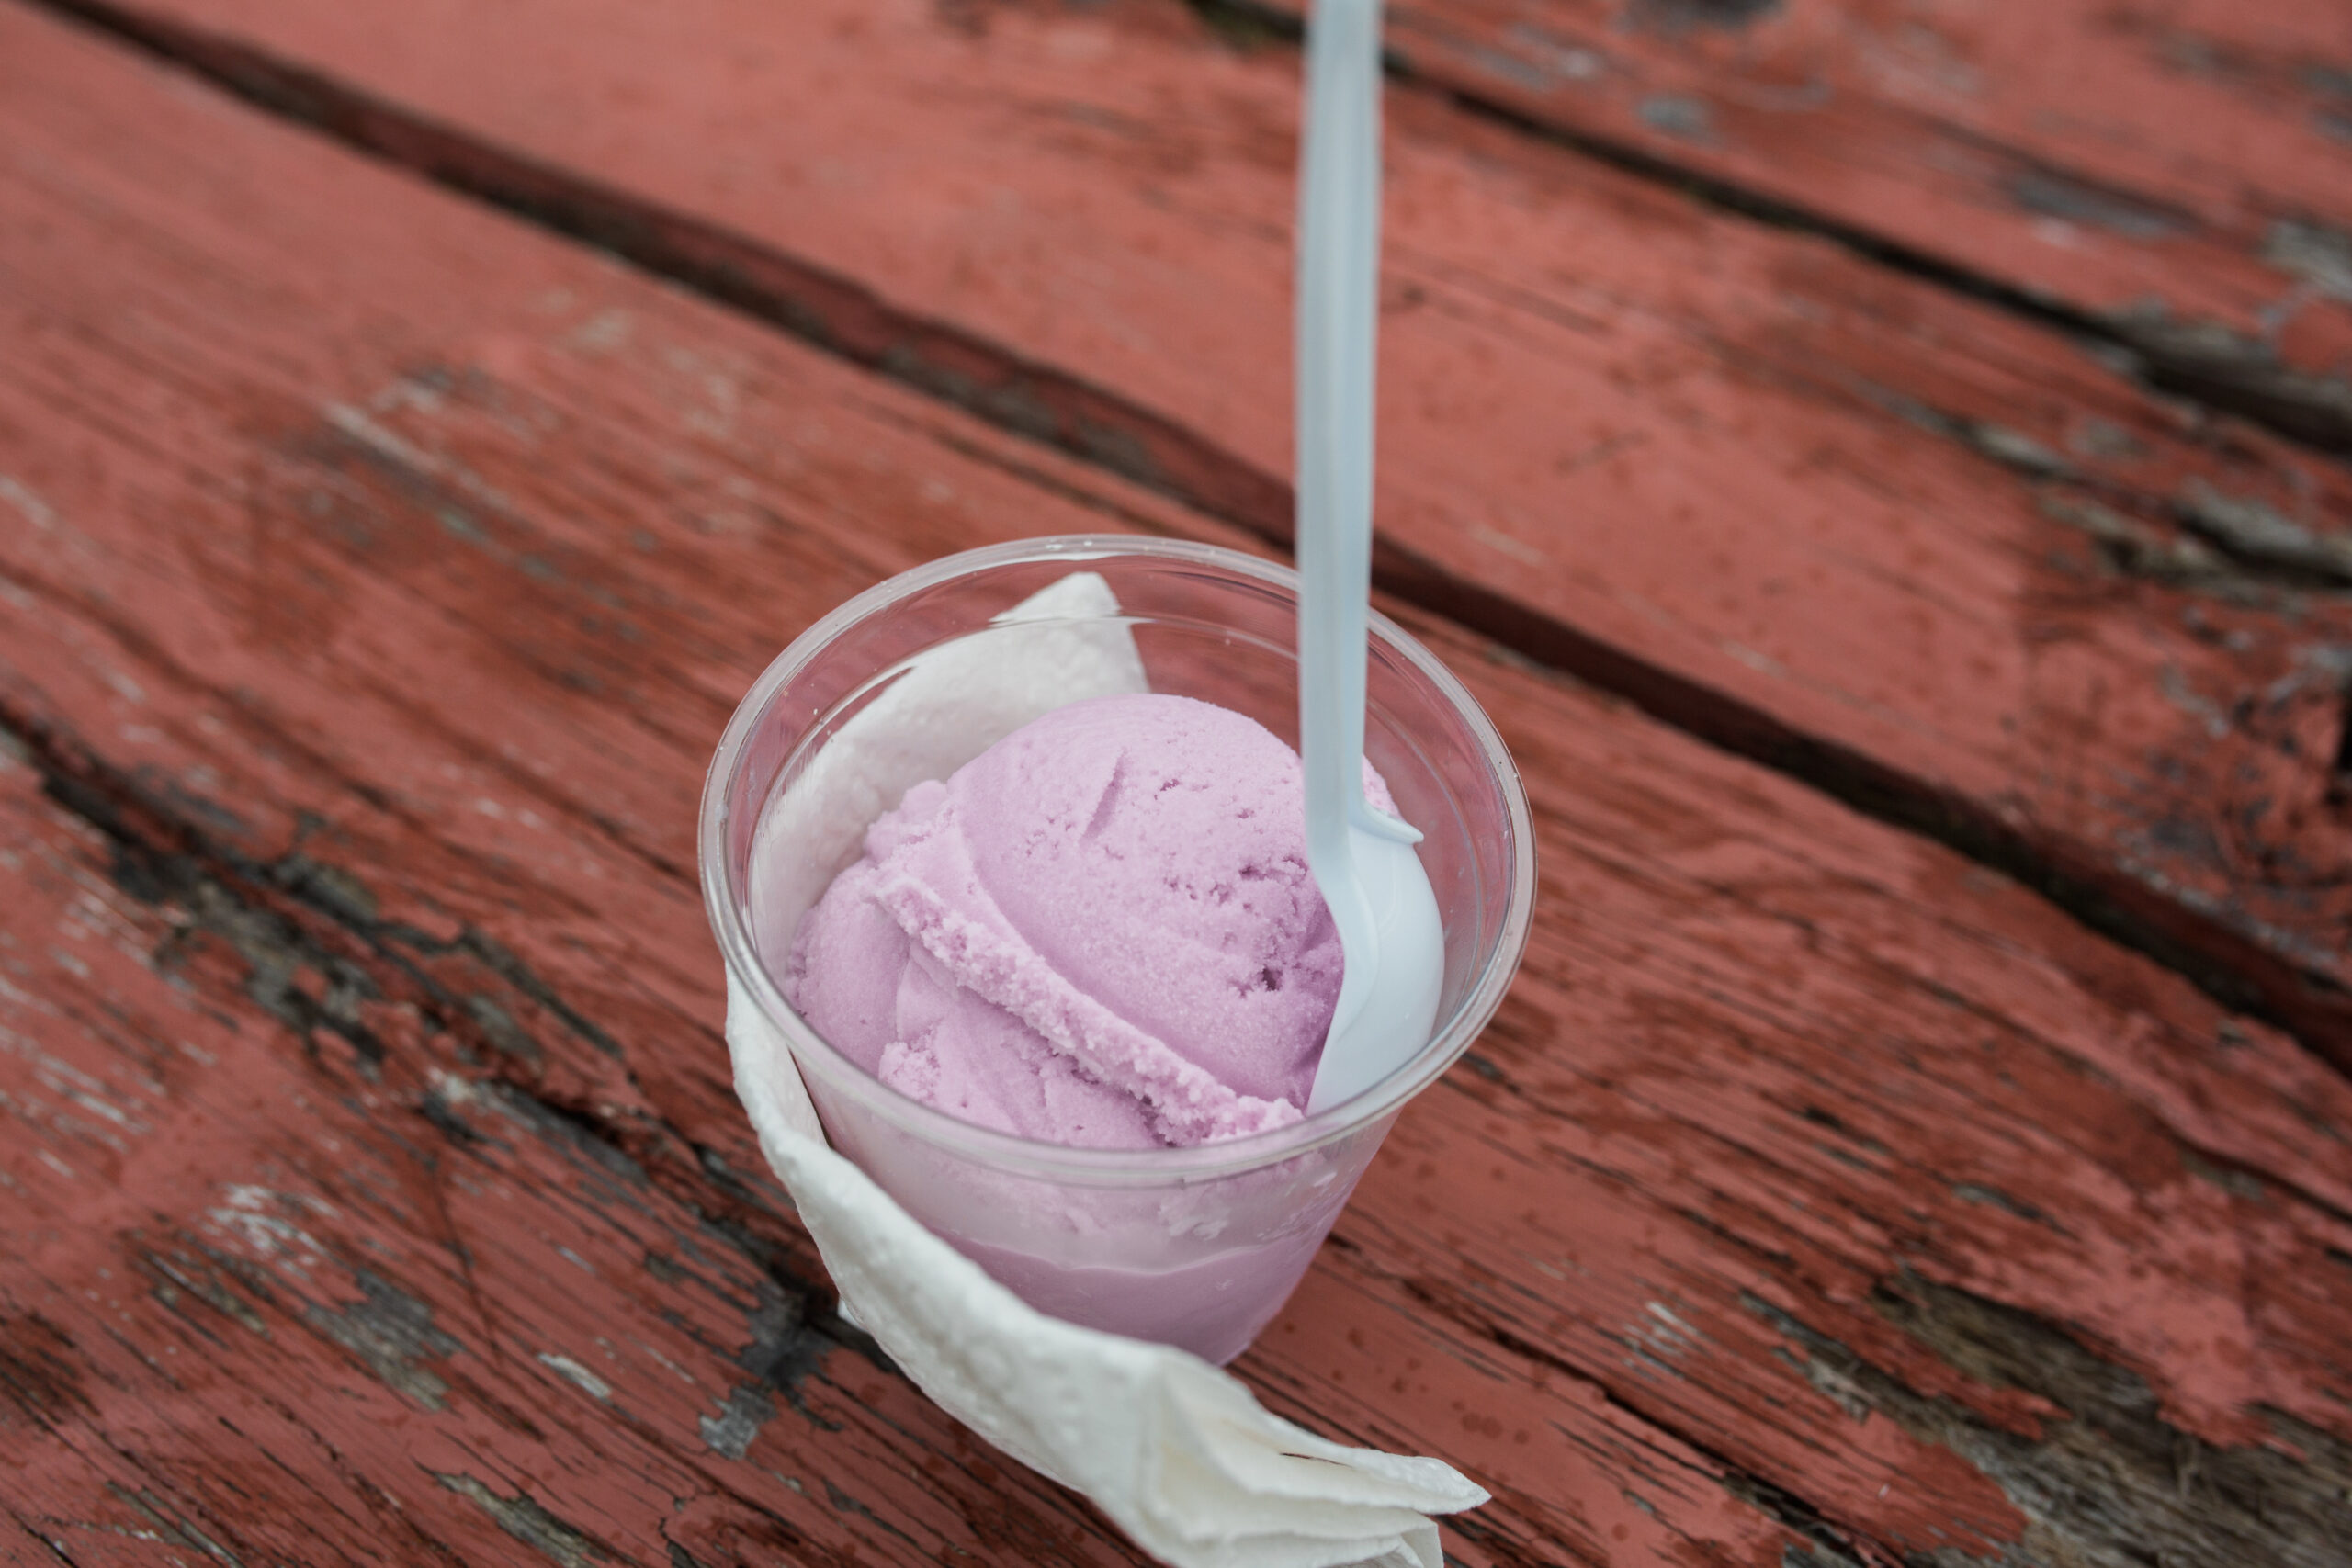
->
0, 475, 57, 532
303, 1270, 460, 1409
537, 1351, 613, 1401
435, 1473, 601, 1567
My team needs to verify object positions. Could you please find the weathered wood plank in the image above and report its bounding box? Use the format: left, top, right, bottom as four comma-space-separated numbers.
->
0, 739, 1158, 1568
43, 0, 2352, 1061
0, 12, 1799, 1565
3, 7, 2349, 1564
1258, 0, 2352, 450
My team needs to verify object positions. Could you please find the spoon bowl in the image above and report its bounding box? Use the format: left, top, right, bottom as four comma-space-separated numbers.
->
1306, 808, 1443, 1114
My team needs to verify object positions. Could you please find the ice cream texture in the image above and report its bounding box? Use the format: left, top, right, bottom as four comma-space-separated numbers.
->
785, 692, 1397, 1148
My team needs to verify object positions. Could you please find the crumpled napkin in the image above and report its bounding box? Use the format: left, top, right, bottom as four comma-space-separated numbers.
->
722, 572, 1487, 1568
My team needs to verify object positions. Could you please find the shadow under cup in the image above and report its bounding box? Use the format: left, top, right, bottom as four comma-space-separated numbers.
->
701, 537, 1534, 1365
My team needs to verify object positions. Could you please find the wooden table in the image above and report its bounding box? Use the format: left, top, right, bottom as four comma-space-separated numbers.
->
4, 1, 2349, 1562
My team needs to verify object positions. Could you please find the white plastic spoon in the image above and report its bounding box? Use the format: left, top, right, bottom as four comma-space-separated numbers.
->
1297, 0, 1444, 1117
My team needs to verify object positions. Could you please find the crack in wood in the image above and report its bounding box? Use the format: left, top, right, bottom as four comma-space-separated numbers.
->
1747, 1274, 2352, 1568
0, 701, 892, 1415
1331, 1215, 2352, 1568
1628, 0, 1783, 35
302, 1271, 464, 1411
31, 0, 1289, 534
1328, 1247, 1893, 1565
2173, 481, 2352, 587
0, 721, 1083, 1567
432, 1472, 607, 1568
1184, 0, 2352, 461
104, 1484, 244, 1566
0, 1314, 92, 1424
1815, 378, 2352, 600
133, 1244, 275, 1342
2335, 685, 2352, 805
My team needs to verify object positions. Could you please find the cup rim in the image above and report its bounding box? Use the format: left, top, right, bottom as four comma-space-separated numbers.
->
699, 535, 1536, 1185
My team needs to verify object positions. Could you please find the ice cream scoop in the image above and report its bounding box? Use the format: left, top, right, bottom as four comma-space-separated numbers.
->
786, 692, 1399, 1147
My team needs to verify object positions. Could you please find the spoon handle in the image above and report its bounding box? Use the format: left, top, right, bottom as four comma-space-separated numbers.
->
1296, 0, 1385, 863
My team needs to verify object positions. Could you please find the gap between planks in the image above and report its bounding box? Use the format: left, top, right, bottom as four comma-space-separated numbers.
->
1187, 0, 2352, 457
19, 0, 2352, 1078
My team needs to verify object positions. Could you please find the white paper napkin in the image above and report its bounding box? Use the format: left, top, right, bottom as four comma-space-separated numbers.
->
723, 572, 1487, 1568
746, 570, 1154, 943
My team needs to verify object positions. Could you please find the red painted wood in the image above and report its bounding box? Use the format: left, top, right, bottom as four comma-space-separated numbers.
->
0, 12, 1800, 1564
1291, 0, 2352, 389
68, 0, 2352, 1055
0, 745, 1165, 1567
5, 10, 2350, 1562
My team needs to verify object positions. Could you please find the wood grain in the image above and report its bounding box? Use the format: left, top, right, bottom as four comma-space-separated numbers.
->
0, 12, 1797, 1563
0, 737, 1178, 1568
1248, 0, 2352, 450
3, 6, 2349, 1564
39, 0, 2352, 1065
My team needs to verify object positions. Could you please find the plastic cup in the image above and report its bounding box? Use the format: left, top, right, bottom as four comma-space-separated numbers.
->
700, 536, 1533, 1364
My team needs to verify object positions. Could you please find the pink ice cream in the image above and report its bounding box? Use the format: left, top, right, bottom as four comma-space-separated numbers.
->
786, 693, 1393, 1148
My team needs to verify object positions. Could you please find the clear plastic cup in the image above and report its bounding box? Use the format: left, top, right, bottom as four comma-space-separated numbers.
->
700, 536, 1533, 1364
